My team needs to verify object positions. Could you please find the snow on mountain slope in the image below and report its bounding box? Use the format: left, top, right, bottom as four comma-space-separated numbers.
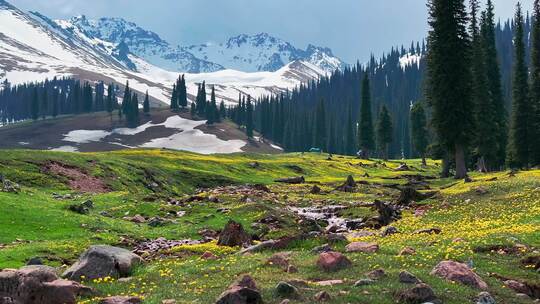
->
184, 33, 344, 73
61, 16, 345, 74
0, 0, 330, 107
57, 15, 224, 73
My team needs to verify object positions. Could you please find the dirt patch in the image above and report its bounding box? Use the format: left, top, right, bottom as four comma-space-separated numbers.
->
42, 161, 110, 193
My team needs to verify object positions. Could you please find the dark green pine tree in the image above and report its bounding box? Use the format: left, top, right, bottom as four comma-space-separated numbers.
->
196, 82, 207, 116
411, 102, 429, 166
426, 0, 474, 179
170, 83, 178, 111
179, 75, 188, 109
470, 0, 497, 172
507, 3, 532, 169
358, 74, 375, 158
481, 0, 507, 169
219, 100, 226, 120
106, 84, 115, 116
41, 89, 48, 120
345, 101, 356, 155
314, 98, 327, 150
31, 87, 39, 121
206, 86, 218, 125
52, 89, 59, 118
246, 96, 254, 138
121, 81, 130, 117
143, 90, 150, 115
376, 105, 393, 160
530, 0, 540, 166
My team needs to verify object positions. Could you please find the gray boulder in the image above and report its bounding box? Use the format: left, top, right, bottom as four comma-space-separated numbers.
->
63, 245, 142, 281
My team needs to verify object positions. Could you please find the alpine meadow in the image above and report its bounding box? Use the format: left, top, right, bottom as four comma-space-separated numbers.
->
0, 0, 539, 304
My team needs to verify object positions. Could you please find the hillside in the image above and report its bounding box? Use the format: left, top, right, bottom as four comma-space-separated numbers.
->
0, 150, 538, 303
0, 109, 282, 154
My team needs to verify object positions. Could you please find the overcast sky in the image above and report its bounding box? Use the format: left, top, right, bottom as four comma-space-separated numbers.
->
9, 0, 535, 63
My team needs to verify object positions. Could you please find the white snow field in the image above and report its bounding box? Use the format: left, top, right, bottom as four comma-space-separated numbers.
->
57, 115, 246, 154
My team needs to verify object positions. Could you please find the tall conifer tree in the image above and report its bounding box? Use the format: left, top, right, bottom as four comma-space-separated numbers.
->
426, 0, 474, 178
376, 105, 393, 160
530, 0, 540, 165
411, 102, 429, 166
507, 3, 531, 168
359, 74, 375, 158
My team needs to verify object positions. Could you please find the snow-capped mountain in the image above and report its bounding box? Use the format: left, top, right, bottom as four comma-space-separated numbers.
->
184, 33, 344, 73
56, 15, 224, 73
0, 0, 341, 107
59, 16, 345, 74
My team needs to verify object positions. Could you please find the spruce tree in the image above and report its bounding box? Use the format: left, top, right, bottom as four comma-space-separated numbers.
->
219, 100, 226, 120
530, 0, 540, 166
376, 105, 393, 160
359, 74, 375, 158
470, 0, 497, 172
31, 88, 39, 121
314, 98, 327, 150
122, 81, 130, 117
178, 75, 188, 109
481, 0, 507, 169
143, 90, 150, 115
507, 3, 531, 169
246, 96, 254, 137
411, 102, 429, 166
41, 89, 48, 120
170, 83, 178, 111
345, 101, 356, 155
426, 0, 474, 178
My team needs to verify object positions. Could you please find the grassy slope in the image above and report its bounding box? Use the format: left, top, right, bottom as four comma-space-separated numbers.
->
0, 149, 538, 304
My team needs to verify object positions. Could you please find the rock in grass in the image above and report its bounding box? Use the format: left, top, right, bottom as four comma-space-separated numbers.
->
399, 271, 421, 284
314, 290, 331, 302
217, 220, 252, 247
316, 252, 352, 272
63, 245, 142, 281
275, 281, 300, 299
99, 296, 142, 304
311, 243, 332, 254
396, 283, 437, 304
354, 279, 376, 286
366, 268, 386, 280
216, 275, 262, 304
476, 292, 496, 304
430, 260, 488, 290
345, 242, 379, 253
399, 247, 416, 256
267, 252, 291, 269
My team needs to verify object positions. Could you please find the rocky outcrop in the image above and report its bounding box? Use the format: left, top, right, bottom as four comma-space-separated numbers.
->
430, 260, 488, 289
216, 275, 262, 304
316, 252, 352, 272
217, 220, 252, 247
63, 245, 143, 281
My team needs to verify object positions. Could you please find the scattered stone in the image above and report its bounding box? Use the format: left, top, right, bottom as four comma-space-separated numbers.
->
367, 268, 386, 280
162, 300, 176, 304
325, 233, 347, 243
286, 265, 298, 273
316, 251, 352, 272
275, 282, 300, 299
217, 220, 252, 247
68, 203, 91, 215
430, 260, 488, 289
474, 187, 488, 195
399, 247, 416, 256
314, 280, 343, 286
345, 219, 364, 230
476, 292, 496, 304
267, 252, 290, 269
0, 266, 93, 304
216, 275, 262, 304
275, 176, 305, 184
354, 279, 376, 286
125, 215, 146, 224
1, 179, 20, 193
201, 252, 218, 260
248, 162, 260, 169
336, 175, 357, 192
312, 244, 332, 254
373, 200, 401, 227
397, 187, 428, 205
279, 300, 290, 304
381, 226, 399, 236
99, 296, 142, 304
414, 228, 442, 235
314, 291, 331, 302
522, 255, 540, 271
148, 217, 169, 227
133, 238, 202, 256
345, 242, 379, 253
504, 280, 529, 294
310, 185, 322, 194
26, 257, 43, 265
63, 245, 143, 281
399, 271, 421, 284
396, 283, 437, 304
515, 293, 531, 300
395, 163, 411, 171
